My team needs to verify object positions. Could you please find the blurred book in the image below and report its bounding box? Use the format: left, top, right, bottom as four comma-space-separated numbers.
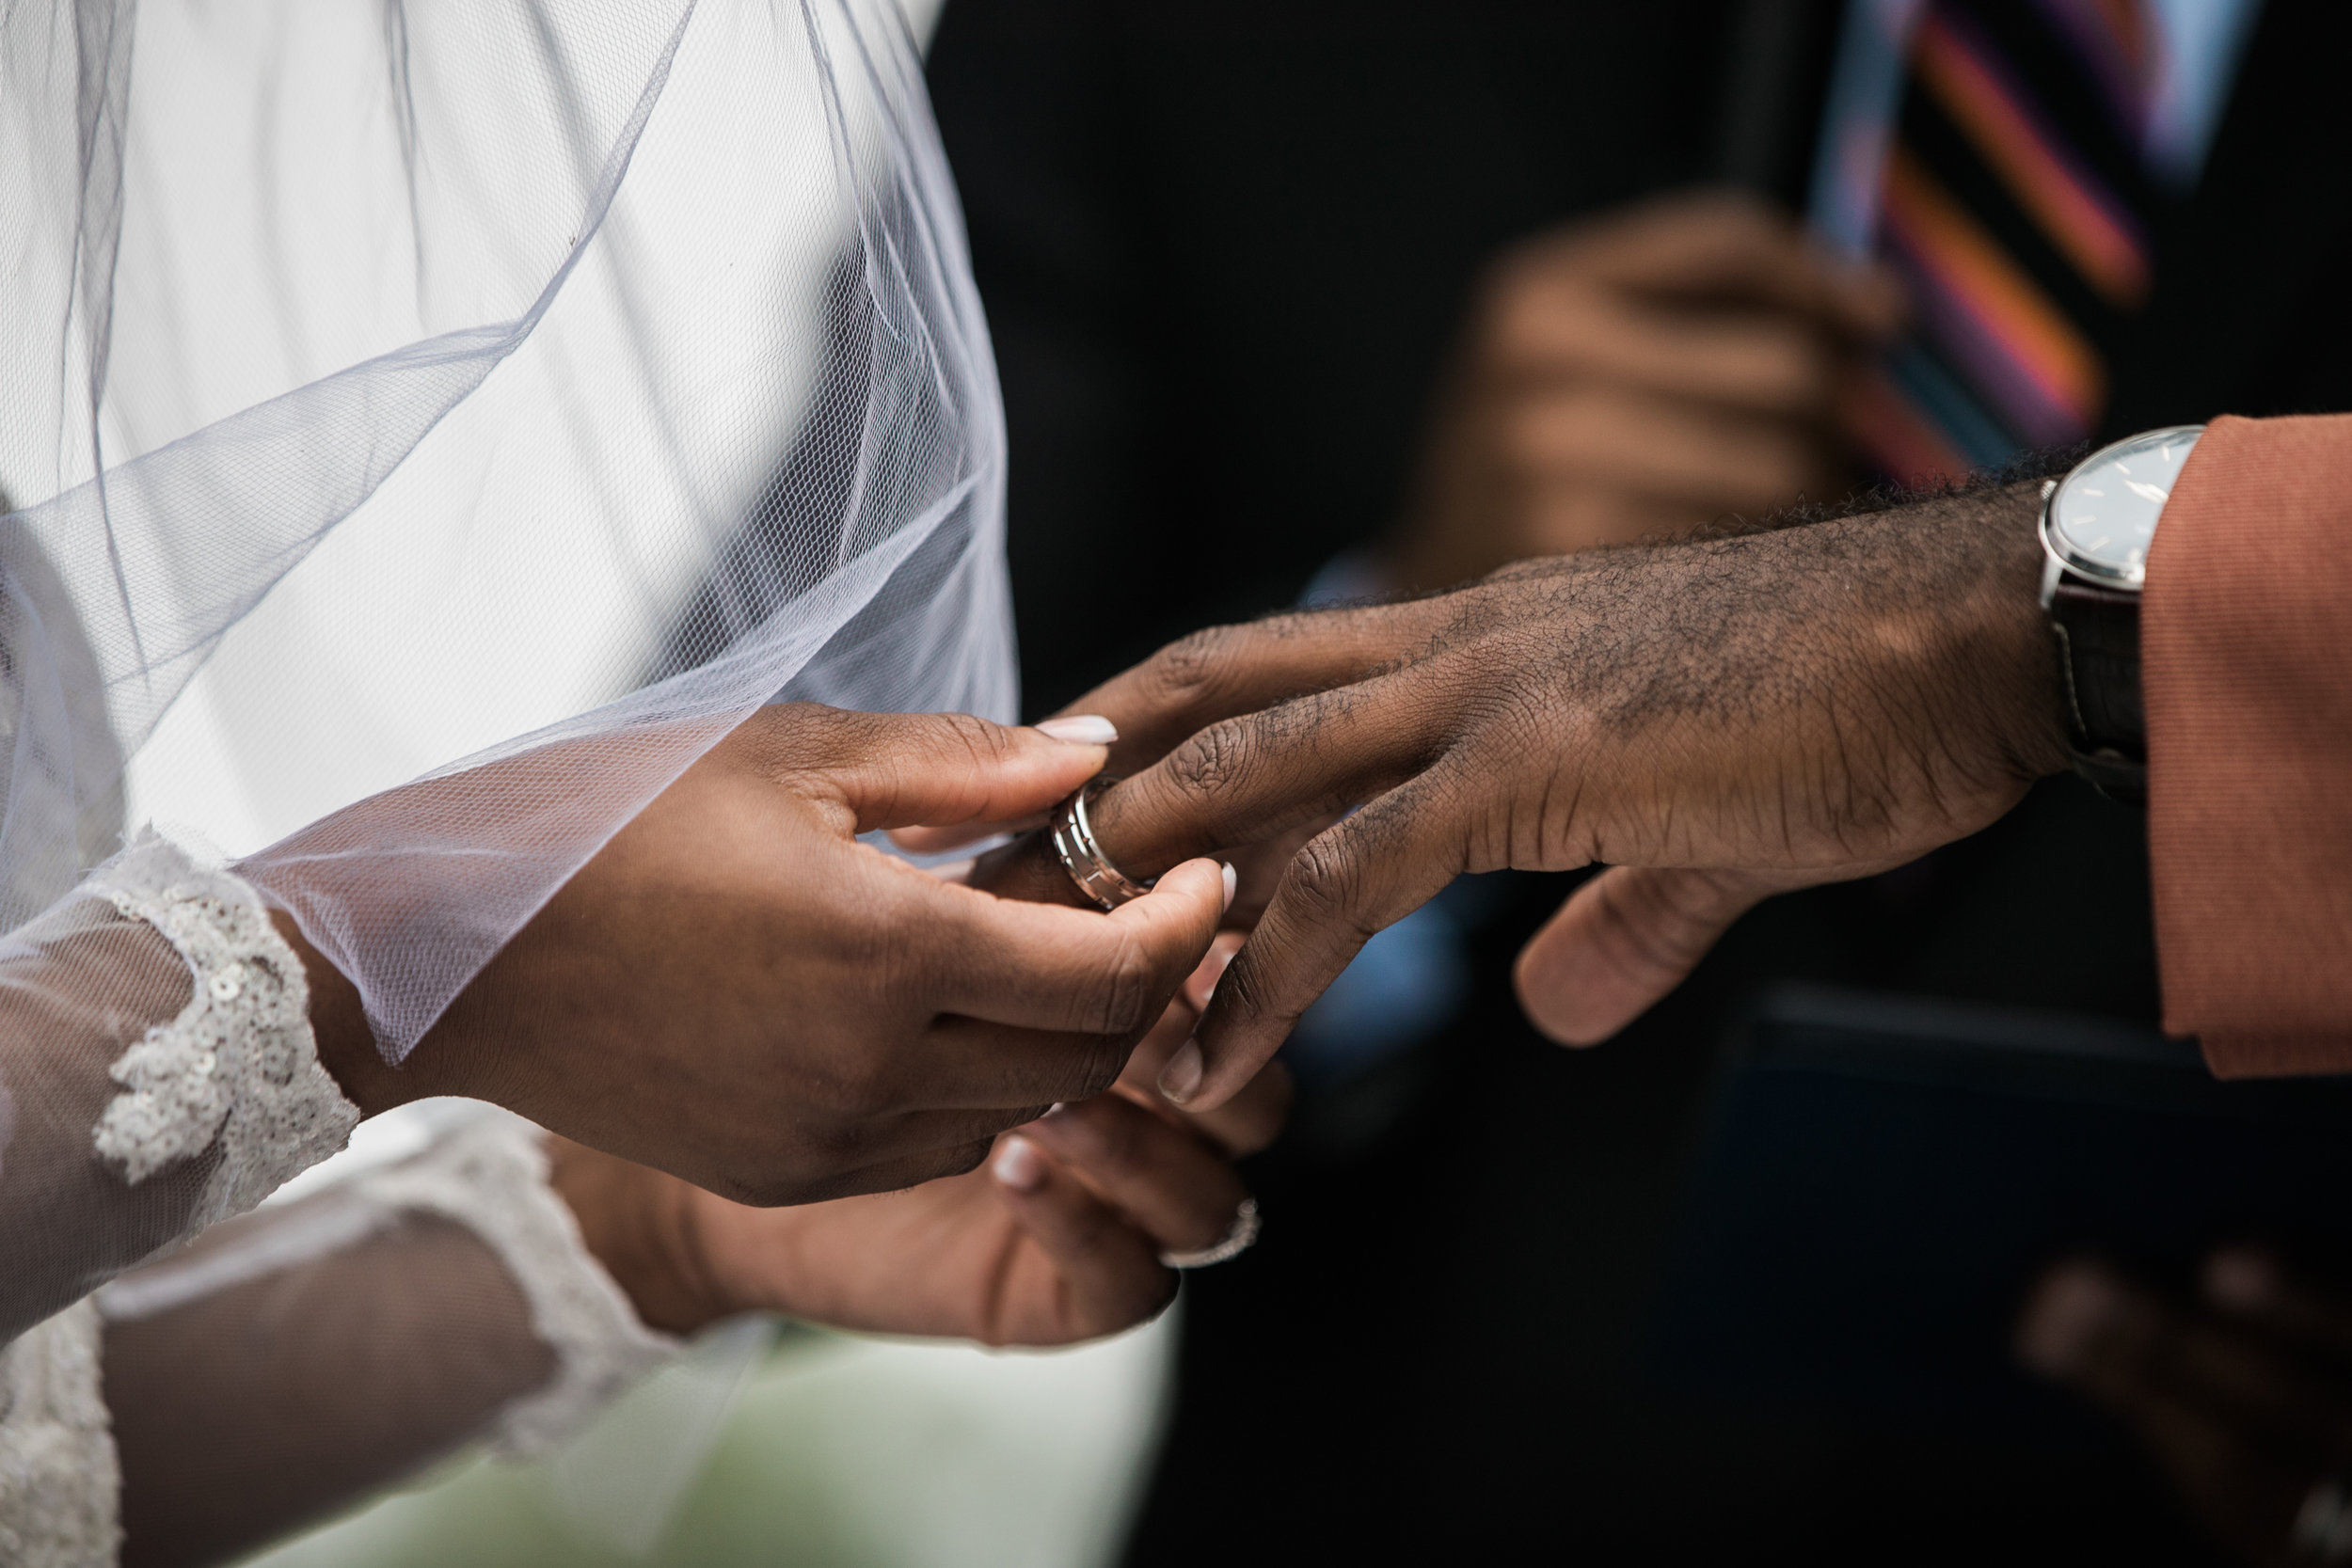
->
1647, 983, 2352, 1423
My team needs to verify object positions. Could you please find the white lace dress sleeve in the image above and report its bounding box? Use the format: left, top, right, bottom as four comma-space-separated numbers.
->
97, 1112, 678, 1565
0, 828, 358, 1342
0, 834, 675, 1567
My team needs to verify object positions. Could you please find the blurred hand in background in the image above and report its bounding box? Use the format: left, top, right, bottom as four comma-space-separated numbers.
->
1384, 190, 1901, 592
2019, 1249, 2352, 1566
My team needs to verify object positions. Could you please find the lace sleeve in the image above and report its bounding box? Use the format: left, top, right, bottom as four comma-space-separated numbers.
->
95, 1112, 678, 1567
0, 1303, 118, 1568
0, 831, 359, 1345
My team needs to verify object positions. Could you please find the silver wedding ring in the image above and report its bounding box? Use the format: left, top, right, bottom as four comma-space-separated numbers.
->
1158, 1196, 1261, 1270
1049, 775, 1156, 911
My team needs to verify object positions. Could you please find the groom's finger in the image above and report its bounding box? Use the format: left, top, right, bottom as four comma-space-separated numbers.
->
1054, 599, 1450, 770
1182, 776, 1464, 1112
932, 857, 1231, 1034
1082, 667, 1454, 879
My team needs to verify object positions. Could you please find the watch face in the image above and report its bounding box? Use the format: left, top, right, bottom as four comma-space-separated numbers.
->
2044, 425, 2204, 588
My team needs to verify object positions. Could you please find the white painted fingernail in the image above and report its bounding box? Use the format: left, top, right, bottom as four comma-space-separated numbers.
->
1159, 1038, 1204, 1105
993, 1134, 1045, 1192
1037, 715, 1119, 745
1220, 862, 1238, 912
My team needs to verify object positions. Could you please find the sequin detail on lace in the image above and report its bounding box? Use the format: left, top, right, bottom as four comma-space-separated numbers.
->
87, 832, 358, 1227
0, 1301, 120, 1568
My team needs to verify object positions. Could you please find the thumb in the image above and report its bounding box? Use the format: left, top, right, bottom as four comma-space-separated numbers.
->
830, 711, 1116, 835
1512, 866, 1783, 1045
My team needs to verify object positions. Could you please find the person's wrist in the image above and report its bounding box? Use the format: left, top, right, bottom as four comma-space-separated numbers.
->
1909, 477, 2074, 781
1984, 479, 2076, 777
271, 910, 419, 1117
544, 1135, 729, 1335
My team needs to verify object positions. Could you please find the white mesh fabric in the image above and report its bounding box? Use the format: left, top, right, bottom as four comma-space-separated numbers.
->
0, 6, 1009, 1553
0, 881, 221, 1342
0, 0, 1013, 1066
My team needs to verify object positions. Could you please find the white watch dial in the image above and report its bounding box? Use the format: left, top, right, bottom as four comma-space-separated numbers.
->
2044, 424, 2204, 588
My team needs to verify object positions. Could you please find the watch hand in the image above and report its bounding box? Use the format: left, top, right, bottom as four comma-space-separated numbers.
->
2123, 479, 2170, 505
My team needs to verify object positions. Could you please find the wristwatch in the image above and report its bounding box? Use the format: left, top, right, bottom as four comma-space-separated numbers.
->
2037, 424, 2203, 806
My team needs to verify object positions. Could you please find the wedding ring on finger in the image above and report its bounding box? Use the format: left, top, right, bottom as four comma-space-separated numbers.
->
1050, 775, 1156, 911
1158, 1196, 1261, 1270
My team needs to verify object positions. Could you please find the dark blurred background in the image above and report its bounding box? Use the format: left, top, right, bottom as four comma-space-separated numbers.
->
926, 0, 2352, 1560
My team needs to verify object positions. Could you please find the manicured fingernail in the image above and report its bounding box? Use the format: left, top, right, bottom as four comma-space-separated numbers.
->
992, 1134, 1045, 1192
2205, 1249, 2277, 1309
1220, 862, 1237, 912
1159, 1038, 1204, 1105
2016, 1265, 2122, 1378
1037, 715, 1119, 745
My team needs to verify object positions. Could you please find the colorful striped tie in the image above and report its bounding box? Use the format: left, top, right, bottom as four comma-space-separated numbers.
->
1844, 0, 2165, 483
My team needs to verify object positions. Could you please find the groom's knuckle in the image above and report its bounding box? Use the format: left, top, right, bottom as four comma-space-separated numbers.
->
1144, 625, 1244, 707
1166, 720, 1250, 802
1286, 832, 1364, 923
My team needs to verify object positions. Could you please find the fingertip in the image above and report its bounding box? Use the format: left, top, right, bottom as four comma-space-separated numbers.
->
1513, 869, 1770, 1047
1168, 1031, 1272, 1116
1157, 1038, 1203, 1106
993, 1134, 1046, 1193
1139, 857, 1233, 931
1511, 927, 1613, 1047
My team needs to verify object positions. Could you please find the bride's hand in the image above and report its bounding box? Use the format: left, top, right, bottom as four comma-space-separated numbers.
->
549, 957, 1290, 1342
299, 703, 1234, 1208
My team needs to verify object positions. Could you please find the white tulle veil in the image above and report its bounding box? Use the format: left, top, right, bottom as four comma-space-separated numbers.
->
0, 0, 1014, 1058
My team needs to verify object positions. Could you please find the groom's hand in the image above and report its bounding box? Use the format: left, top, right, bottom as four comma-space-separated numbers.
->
1048, 481, 2072, 1111
303, 705, 1232, 1207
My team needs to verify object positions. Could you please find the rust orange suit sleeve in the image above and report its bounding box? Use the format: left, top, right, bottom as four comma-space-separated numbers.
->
2143, 413, 2352, 1076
